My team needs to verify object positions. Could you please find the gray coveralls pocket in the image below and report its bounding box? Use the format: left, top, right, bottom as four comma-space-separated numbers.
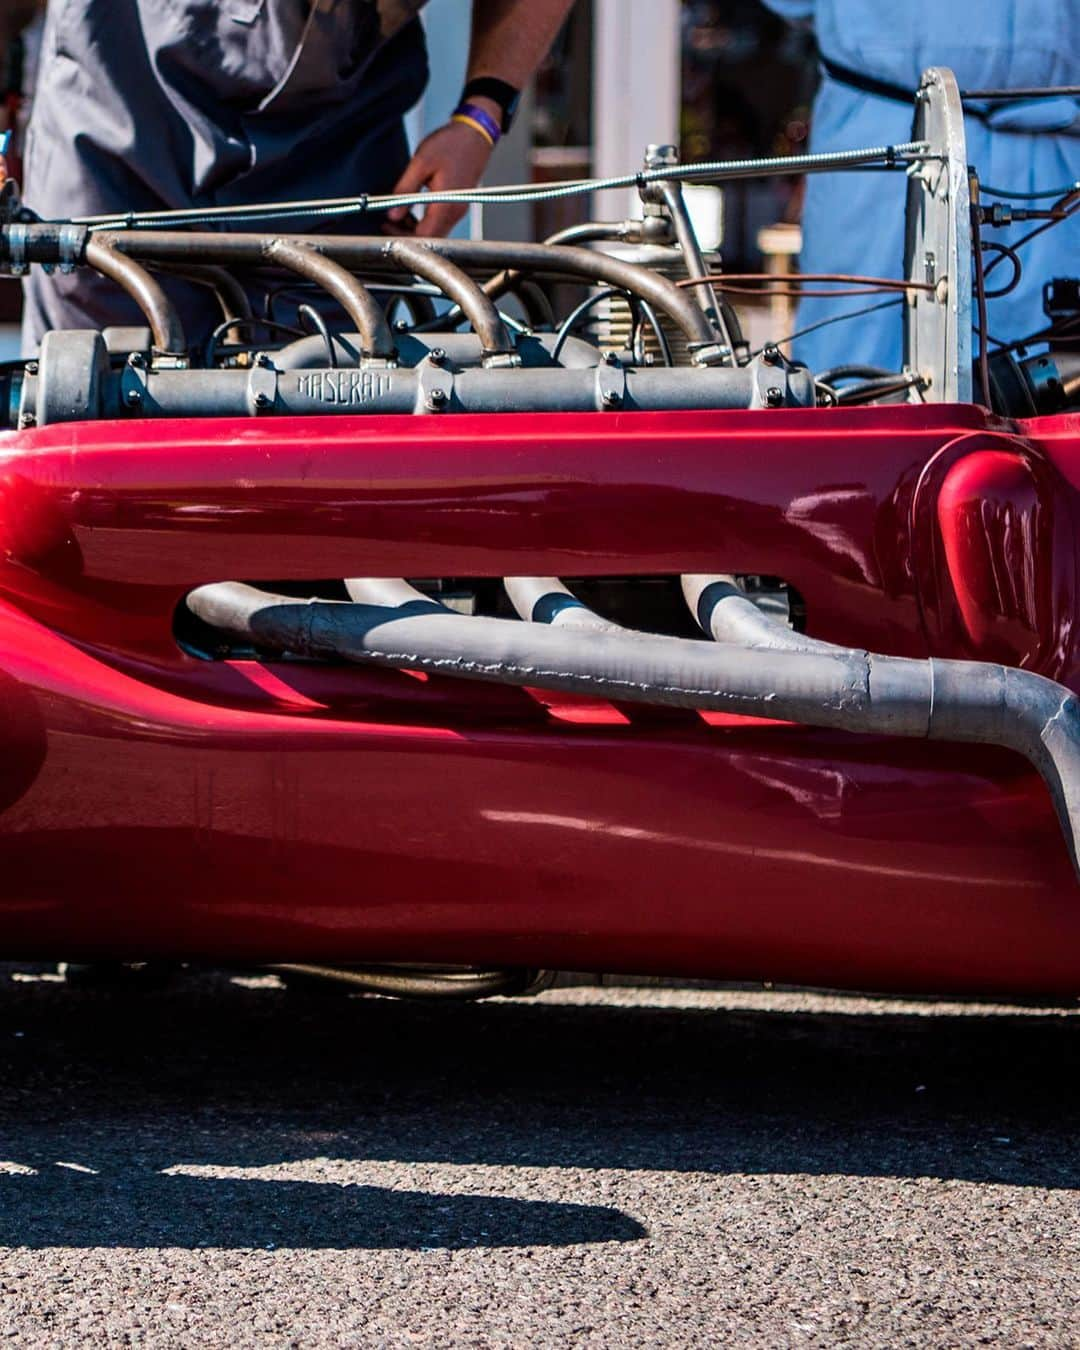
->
226, 0, 268, 25
255, 0, 382, 115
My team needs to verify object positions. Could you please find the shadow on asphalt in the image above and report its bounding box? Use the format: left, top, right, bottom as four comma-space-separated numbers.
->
0, 968, 1078, 1249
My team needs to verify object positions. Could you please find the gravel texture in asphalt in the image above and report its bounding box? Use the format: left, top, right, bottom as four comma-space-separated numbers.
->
1, 967, 1079, 1346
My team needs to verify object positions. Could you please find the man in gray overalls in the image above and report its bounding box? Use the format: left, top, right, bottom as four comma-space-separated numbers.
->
13, 0, 574, 349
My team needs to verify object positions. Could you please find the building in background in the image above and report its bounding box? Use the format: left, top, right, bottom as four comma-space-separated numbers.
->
415, 0, 816, 267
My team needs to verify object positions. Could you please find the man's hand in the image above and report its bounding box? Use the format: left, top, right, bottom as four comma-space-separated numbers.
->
384, 1, 573, 237
385, 118, 495, 238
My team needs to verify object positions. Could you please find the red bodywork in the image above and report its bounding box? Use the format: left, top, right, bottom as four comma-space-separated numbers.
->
1, 403, 1079, 995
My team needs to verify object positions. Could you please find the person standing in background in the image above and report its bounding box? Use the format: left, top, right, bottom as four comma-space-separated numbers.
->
760, 0, 1080, 374
4, 0, 574, 350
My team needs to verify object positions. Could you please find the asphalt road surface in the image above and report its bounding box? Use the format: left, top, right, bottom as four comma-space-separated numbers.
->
1, 968, 1080, 1346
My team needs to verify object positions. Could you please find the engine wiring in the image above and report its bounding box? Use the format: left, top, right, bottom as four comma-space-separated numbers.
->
750, 298, 905, 361
817, 364, 895, 384
978, 242, 1024, 298
677, 272, 934, 300
972, 186, 1080, 404
296, 303, 337, 368
980, 180, 1080, 201
550, 288, 620, 362
971, 199, 994, 407
822, 371, 927, 406
203, 315, 306, 368
991, 313, 1080, 353
984, 189, 1080, 277
634, 300, 674, 368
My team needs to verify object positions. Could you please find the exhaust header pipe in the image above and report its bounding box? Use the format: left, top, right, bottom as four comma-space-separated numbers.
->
188, 581, 1080, 882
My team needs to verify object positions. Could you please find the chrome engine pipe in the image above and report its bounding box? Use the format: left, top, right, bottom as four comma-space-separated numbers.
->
153, 263, 252, 326
478, 220, 667, 314
85, 235, 187, 357
263, 238, 396, 362
187, 582, 1080, 881
656, 181, 745, 363
380, 238, 515, 363
89, 231, 513, 365
411, 223, 657, 335
82, 232, 721, 361
393, 239, 719, 360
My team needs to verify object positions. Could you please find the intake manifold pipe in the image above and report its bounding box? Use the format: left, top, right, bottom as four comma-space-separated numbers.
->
187, 581, 1080, 881
381, 239, 516, 366
88, 230, 516, 367
153, 263, 252, 341
85, 235, 187, 358
82, 231, 720, 363
264, 239, 396, 363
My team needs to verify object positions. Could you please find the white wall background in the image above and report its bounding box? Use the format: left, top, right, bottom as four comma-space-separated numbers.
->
407, 0, 533, 240
592, 0, 681, 220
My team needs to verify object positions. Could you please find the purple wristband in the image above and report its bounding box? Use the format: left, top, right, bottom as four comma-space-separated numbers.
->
451, 101, 502, 147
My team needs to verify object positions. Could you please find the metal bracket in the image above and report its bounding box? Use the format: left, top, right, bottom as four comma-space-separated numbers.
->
748, 352, 796, 409
903, 67, 972, 403
246, 359, 278, 414
415, 360, 454, 413
119, 356, 149, 414
595, 355, 627, 410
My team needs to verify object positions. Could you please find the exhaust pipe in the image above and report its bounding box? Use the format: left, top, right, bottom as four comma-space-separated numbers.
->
188, 580, 1080, 881
504, 576, 632, 634
681, 573, 835, 654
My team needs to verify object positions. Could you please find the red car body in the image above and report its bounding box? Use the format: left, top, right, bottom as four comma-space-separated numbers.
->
1, 402, 1078, 995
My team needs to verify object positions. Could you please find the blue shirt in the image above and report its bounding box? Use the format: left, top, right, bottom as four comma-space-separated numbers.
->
761, 0, 1080, 373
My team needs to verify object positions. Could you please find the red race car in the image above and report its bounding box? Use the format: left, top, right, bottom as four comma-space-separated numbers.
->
0, 70, 1077, 1000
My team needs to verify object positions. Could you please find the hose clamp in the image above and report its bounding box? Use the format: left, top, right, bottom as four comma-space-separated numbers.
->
481, 350, 522, 370
6, 223, 28, 276
416, 360, 454, 413
595, 355, 627, 410
247, 359, 278, 414
58, 225, 85, 275
688, 340, 733, 368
